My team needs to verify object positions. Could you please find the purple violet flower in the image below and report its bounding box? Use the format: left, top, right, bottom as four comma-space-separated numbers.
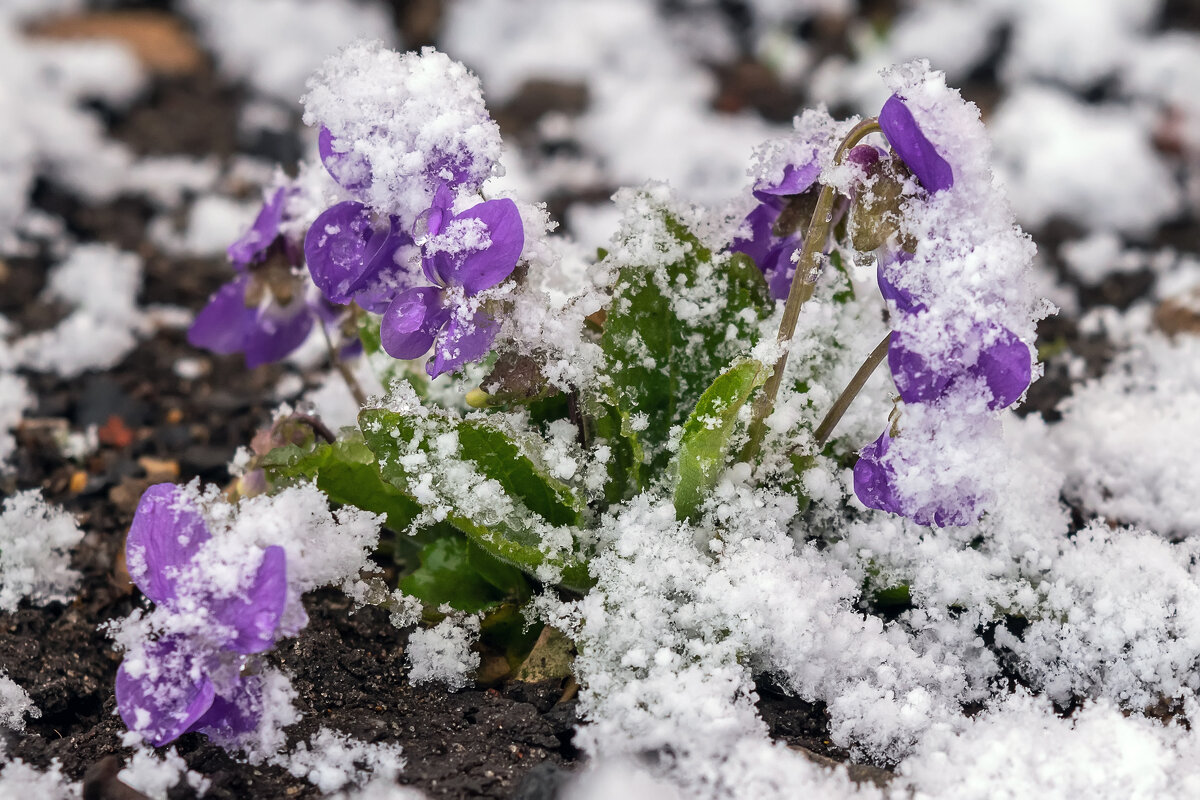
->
380, 185, 523, 377
878, 95, 954, 193
732, 160, 821, 300
318, 126, 373, 197
190, 187, 322, 367
117, 484, 288, 746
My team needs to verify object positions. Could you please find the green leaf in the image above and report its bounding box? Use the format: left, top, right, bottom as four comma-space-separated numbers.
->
598, 205, 771, 489
263, 434, 421, 533
673, 359, 769, 519
400, 536, 506, 613
359, 405, 592, 591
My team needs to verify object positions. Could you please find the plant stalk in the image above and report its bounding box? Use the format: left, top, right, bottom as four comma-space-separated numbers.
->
320, 322, 368, 408
812, 331, 892, 448
741, 117, 881, 460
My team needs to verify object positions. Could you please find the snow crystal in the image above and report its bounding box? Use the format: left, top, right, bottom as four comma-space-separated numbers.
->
1052, 331, 1200, 537
0, 671, 38, 731
0, 760, 77, 800
0, 372, 33, 470
0, 491, 83, 611
276, 727, 404, 793
119, 747, 209, 800
405, 613, 480, 690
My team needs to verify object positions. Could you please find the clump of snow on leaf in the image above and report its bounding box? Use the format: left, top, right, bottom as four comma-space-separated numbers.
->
0, 491, 83, 611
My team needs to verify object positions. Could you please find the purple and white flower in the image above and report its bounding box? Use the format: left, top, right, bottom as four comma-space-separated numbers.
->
380, 185, 524, 377
117, 484, 293, 746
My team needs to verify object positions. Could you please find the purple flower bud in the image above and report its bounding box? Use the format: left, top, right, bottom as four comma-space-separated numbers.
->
879, 95, 954, 193
852, 430, 903, 516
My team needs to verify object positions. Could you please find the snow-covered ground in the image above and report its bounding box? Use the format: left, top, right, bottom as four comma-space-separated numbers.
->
3, 0, 1200, 797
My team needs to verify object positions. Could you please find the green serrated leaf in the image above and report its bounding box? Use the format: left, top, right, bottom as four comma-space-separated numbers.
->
673, 359, 769, 519
359, 406, 592, 591
598, 205, 771, 489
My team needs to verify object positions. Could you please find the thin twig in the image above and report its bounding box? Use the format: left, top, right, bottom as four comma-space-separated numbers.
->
812, 331, 892, 448
320, 322, 368, 407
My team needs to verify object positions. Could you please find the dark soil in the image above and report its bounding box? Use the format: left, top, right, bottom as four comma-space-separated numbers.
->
3, 2, 1193, 798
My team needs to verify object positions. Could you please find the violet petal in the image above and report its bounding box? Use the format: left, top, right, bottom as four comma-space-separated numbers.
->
974, 326, 1032, 410
753, 158, 820, 203
214, 545, 288, 655
227, 188, 286, 270
241, 300, 314, 369
304, 201, 391, 305
126, 484, 211, 605
116, 638, 215, 747
888, 332, 953, 404
879, 95, 954, 193
876, 252, 925, 314
427, 308, 499, 378
188, 277, 254, 356
380, 286, 447, 360
318, 127, 372, 195
852, 430, 903, 515
193, 673, 264, 739
438, 198, 524, 295
730, 203, 781, 268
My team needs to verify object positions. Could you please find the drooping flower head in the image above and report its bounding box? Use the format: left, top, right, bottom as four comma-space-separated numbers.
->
380, 184, 524, 377
852, 63, 1040, 527
117, 484, 291, 746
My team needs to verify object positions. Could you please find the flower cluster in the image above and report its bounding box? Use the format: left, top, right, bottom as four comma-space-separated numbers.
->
116, 484, 301, 746
302, 42, 523, 378
852, 66, 1037, 526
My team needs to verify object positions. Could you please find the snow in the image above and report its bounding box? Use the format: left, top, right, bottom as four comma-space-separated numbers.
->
12, 244, 145, 378
183, 0, 396, 103
0, 760, 77, 800
0, 672, 38, 731
0, 491, 83, 611
276, 727, 405, 793
405, 612, 481, 690
118, 747, 209, 799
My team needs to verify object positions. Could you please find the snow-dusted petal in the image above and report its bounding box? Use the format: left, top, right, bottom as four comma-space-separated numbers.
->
116, 638, 215, 747
752, 158, 820, 202
428, 308, 499, 378
876, 251, 925, 314
213, 545, 288, 655
380, 286, 447, 360
974, 325, 1031, 410
437, 198, 524, 295
126, 484, 211, 605
888, 332, 953, 404
227, 187, 286, 270
853, 430, 902, 515
304, 201, 396, 305
879, 94, 954, 193
318, 126, 372, 196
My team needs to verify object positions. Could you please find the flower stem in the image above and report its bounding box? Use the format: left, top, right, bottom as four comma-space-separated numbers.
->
812, 331, 891, 448
741, 117, 881, 461
320, 322, 368, 408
